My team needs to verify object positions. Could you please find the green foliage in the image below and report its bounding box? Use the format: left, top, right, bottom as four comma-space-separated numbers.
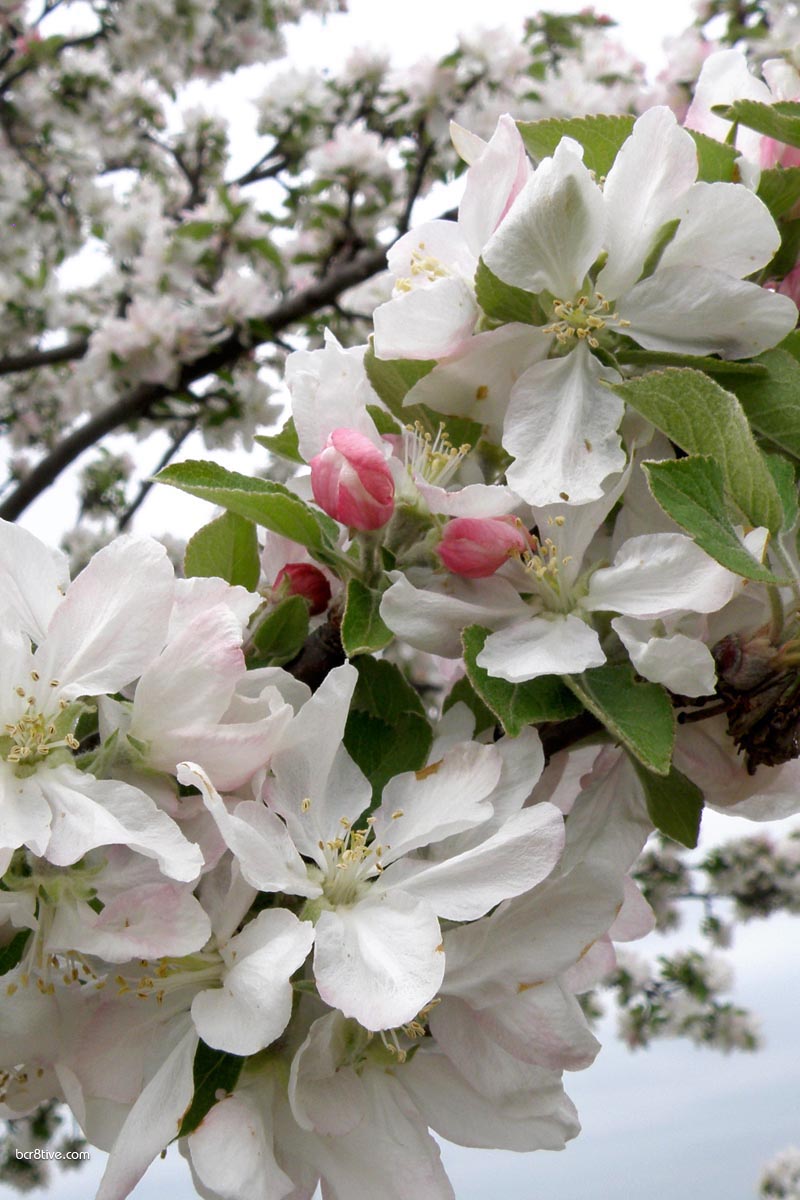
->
252, 595, 309, 665
255, 418, 303, 464
712, 99, 800, 150
364, 342, 483, 446
177, 1041, 244, 1139
565, 664, 675, 776
157, 460, 338, 551
443, 674, 497, 735
726, 344, 800, 459
184, 510, 261, 590
633, 760, 704, 849
474, 259, 546, 325
517, 112, 634, 175
344, 657, 432, 800
757, 166, 800, 219
462, 625, 582, 737
610, 369, 784, 533
0, 930, 31, 976
643, 456, 782, 583
341, 579, 393, 656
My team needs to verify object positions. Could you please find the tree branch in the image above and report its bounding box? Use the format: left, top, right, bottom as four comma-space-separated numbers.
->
0, 243, 391, 520
0, 338, 88, 377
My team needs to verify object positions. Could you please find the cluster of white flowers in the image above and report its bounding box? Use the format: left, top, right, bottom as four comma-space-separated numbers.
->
3, 3, 800, 1197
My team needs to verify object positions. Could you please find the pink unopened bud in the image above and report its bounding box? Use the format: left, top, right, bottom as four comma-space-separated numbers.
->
776, 262, 800, 308
274, 562, 332, 616
310, 428, 395, 531
438, 515, 529, 578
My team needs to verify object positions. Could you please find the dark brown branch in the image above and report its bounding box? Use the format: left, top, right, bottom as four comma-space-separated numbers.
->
0, 338, 88, 377
0, 244, 390, 521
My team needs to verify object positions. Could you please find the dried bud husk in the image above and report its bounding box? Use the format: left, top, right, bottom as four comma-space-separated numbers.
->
712, 633, 800, 773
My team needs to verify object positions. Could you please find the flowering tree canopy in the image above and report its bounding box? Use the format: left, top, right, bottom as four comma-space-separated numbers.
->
2, 1, 800, 1197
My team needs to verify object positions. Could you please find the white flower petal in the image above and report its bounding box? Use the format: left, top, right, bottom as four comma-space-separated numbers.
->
48, 883, 211, 963
191, 909, 314, 1056
402, 323, 550, 443
382, 803, 564, 921
371, 741, 501, 864
380, 571, 529, 658
504, 342, 626, 506
43, 766, 203, 881
621, 266, 798, 359
401, 1044, 577, 1151
585, 532, 741, 618
288, 1012, 367, 1136
0, 520, 69, 643
313, 891, 444, 1031
612, 615, 718, 697
373, 276, 478, 360
189, 1092, 294, 1200
96, 1022, 197, 1200
0, 761, 51, 858
38, 536, 174, 698
477, 612, 606, 683
598, 106, 699, 299
458, 113, 531, 257
658, 181, 781, 278
178, 762, 316, 897
483, 138, 605, 298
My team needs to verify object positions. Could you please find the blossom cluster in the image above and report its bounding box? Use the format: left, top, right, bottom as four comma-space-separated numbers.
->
3, 10, 800, 1200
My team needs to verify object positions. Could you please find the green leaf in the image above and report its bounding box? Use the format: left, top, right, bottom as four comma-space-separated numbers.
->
341, 579, 393, 656
364, 342, 436, 414
616, 349, 766, 377
157, 460, 338, 550
344, 710, 432, 801
443, 675, 496, 735
184, 510, 261, 590
758, 166, 800, 219
764, 451, 799, 532
0, 930, 31, 976
462, 625, 582, 737
712, 99, 800, 150
177, 1041, 245, 1139
610, 369, 784, 533
633, 760, 704, 848
252, 595, 309, 665
565, 663, 675, 776
517, 112, 635, 176
255, 418, 303, 464
643, 456, 782, 583
726, 348, 800, 459
474, 258, 546, 325
366, 404, 402, 436
350, 656, 425, 722
686, 129, 738, 183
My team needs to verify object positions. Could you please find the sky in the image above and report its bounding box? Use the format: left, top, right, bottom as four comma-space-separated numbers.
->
6, 2, 800, 1199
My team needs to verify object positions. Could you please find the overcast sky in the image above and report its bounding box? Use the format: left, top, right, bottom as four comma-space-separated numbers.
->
7, 3, 800, 1199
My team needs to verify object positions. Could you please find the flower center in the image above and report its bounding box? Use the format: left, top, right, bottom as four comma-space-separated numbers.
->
402, 421, 470, 487
518, 517, 577, 613
2, 676, 79, 769
318, 816, 385, 907
395, 246, 451, 293
543, 291, 630, 349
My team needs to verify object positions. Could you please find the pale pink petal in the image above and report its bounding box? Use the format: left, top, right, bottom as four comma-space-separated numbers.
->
38, 536, 174, 698
371, 741, 502, 864
477, 612, 606, 683
504, 343, 626, 506
380, 571, 529, 658
459, 113, 531, 257
288, 1012, 367, 1136
373, 276, 478, 361
191, 909, 314, 1056
381, 803, 564, 921
313, 891, 444, 1031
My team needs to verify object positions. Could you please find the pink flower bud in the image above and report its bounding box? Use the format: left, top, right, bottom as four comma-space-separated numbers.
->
274, 562, 332, 616
438, 515, 529, 578
310, 428, 395, 531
